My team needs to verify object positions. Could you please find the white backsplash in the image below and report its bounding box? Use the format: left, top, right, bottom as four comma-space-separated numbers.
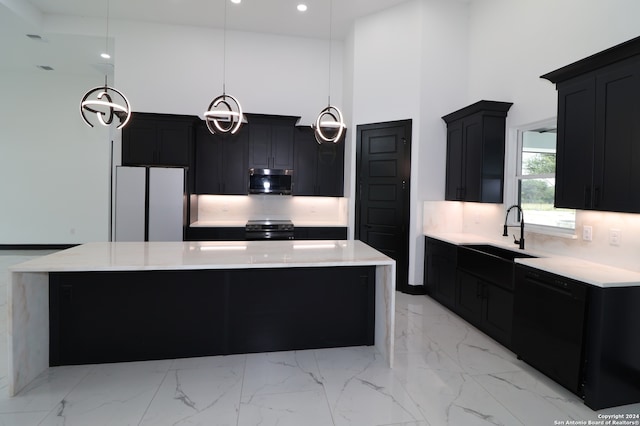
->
197, 195, 348, 226
423, 200, 640, 273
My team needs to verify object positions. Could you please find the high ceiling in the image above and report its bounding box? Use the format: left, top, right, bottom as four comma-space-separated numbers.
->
11, 0, 415, 39
0, 0, 417, 75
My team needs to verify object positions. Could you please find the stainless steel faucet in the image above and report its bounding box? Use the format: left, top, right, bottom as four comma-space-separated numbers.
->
503, 205, 525, 249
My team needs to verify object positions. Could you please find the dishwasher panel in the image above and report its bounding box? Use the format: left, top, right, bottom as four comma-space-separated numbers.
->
513, 265, 588, 395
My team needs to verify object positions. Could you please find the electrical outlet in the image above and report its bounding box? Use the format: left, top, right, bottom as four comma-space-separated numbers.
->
583, 225, 593, 242
609, 228, 621, 246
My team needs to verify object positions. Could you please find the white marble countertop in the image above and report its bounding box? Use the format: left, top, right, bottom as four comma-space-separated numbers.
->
10, 240, 393, 273
425, 232, 640, 288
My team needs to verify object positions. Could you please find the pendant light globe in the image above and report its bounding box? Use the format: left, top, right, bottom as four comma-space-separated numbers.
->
204, 0, 244, 135
313, 0, 344, 144
80, 0, 131, 129
313, 105, 346, 144
204, 93, 243, 134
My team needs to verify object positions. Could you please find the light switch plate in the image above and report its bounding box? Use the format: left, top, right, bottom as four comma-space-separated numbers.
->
583, 225, 593, 241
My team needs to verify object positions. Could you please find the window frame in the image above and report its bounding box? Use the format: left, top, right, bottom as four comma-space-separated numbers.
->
506, 118, 577, 238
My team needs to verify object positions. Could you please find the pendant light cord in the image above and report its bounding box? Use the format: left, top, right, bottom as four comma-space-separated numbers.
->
327, 0, 333, 107
222, 0, 227, 95
104, 0, 110, 86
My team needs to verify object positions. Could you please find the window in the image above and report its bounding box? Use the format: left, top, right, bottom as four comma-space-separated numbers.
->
515, 126, 575, 231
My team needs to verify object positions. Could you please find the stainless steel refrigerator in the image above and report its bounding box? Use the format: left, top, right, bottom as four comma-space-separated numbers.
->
114, 166, 186, 241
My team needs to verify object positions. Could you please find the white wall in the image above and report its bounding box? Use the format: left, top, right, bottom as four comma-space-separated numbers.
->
450, 0, 640, 272
348, 0, 468, 286
0, 69, 110, 244
113, 21, 343, 126
467, 0, 640, 126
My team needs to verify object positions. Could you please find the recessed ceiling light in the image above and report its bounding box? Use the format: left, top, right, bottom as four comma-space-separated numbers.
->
297, 4, 308, 12
230, 0, 241, 4
26, 34, 43, 40
36, 65, 54, 71
101, 53, 111, 59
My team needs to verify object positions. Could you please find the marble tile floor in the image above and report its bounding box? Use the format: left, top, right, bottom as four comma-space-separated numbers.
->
0, 251, 638, 425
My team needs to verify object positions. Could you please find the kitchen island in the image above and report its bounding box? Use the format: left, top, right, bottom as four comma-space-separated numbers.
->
9, 240, 395, 397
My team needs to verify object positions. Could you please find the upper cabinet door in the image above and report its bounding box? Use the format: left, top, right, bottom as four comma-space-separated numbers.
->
442, 101, 512, 204
194, 122, 223, 194
219, 129, 249, 195
316, 138, 345, 197
444, 121, 464, 201
122, 112, 196, 167
543, 37, 640, 213
292, 126, 345, 197
292, 127, 318, 196
194, 121, 248, 195
594, 60, 640, 212
247, 114, 298, 170
270, 125, 295, 170
555, 76, 596, 209
247, 123, 272, 169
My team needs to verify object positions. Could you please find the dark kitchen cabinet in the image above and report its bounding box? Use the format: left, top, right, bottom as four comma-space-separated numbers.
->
424, 237, 457, 310
246, 114, 298, 170
293, 126, 345, 196
294, 227, 347, 240
50, 266, 375, 366
512, 264, 640, 410
442, 101, 512, 203
455, 269, 513, 348
122, 112, 197, 167
455, 270, 482, 322
185, 226, 245, 241
194, 121, 248, 195
542, 37, 640, 213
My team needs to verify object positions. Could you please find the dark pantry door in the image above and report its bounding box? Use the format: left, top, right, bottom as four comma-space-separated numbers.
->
356, 120, 412, 292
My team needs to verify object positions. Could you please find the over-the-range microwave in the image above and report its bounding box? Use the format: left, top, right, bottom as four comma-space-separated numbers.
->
248, 168, 293, 195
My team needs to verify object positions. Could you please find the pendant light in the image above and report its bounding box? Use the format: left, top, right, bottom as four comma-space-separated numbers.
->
312, 0, 346, 144
204, 0, 244, 135
80, 0, 131, 129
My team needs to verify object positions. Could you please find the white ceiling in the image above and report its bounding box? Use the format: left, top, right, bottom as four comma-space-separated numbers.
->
21, 0, 415, 39
0, 0, 417, 75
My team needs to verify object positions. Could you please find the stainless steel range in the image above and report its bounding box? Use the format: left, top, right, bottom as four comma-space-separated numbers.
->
245, 219, 294, 240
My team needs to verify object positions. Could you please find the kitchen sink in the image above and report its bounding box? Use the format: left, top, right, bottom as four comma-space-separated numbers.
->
457, 244, 538, 290
460, 244, 537, 261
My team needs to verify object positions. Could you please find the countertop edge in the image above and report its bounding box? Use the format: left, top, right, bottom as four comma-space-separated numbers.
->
9, 241, 394, 274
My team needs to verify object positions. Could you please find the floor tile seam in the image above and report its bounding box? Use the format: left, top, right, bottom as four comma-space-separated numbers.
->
241, 386, 327, 401
384, 362, 432, 426
464, 371, 529, 426
135, 365, 173, 426
313, 350, 338, 426
235, 354, 248, 426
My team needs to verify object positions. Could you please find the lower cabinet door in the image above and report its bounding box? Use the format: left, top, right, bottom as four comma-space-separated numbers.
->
455, 270, 483, 324
481, 282, 514, 348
